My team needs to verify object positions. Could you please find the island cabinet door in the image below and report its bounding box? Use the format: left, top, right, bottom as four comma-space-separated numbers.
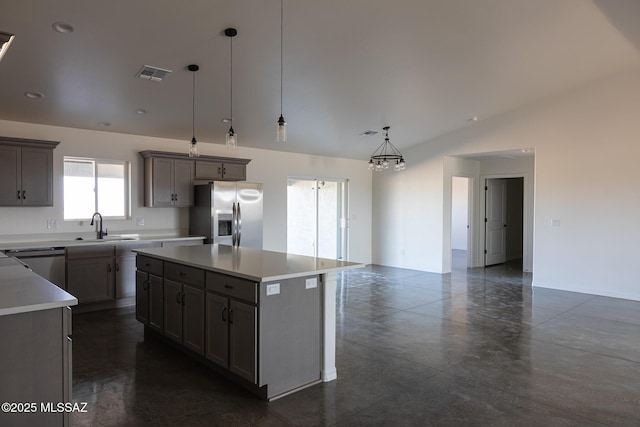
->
229, 299, 257, 384
164, 279, 183, 343
205, 292, 229, 368
148, 274, 164, 333
182, 284, 205, 355
135, 270, 149, 324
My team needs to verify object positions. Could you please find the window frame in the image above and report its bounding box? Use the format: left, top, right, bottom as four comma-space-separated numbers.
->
63, 156, 131, 221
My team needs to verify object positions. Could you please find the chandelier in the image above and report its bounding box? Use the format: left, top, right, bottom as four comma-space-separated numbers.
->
368, 126, 406, 171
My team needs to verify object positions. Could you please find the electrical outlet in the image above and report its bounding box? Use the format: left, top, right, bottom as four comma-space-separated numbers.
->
266, 283, 280, 296
47, 219, 58, 229
305, 277, 318, 289
136, 218, 145, 226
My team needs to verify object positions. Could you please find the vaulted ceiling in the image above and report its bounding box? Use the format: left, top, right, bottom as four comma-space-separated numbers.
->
1, 0, 639, 160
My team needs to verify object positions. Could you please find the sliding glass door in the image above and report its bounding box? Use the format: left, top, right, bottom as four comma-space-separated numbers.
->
287, 178, 348, 260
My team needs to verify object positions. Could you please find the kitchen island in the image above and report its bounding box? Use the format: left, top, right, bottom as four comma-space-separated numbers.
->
133, 244, 363, 400
0, 253, 77, 427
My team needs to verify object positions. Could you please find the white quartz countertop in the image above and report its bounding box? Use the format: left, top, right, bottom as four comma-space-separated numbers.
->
0, 235, 204, 252
134, 244, 364, 282
0, 256, 78, 316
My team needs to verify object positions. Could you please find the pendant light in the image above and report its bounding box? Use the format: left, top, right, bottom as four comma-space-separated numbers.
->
367, 126, 406, 172
276, 0, 287, 143
225, 28, 238, 149
188, 64, 199, 158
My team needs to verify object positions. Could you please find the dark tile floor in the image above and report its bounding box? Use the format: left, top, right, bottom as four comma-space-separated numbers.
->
71, 251, 640, 426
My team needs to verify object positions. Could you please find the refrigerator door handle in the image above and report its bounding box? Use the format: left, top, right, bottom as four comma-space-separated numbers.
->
232, 202, 237, 246
237, 203, 242, 247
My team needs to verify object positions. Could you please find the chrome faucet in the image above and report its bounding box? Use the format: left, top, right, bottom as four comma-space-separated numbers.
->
90, 212, 107, 239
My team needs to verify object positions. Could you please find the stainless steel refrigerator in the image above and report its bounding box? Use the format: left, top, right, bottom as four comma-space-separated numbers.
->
189, 182, 263, 248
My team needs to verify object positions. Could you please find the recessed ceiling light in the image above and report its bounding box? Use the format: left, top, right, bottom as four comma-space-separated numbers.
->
359, 130, 378, 137
97, 122, 111, 127
221, 118, 232, 123
52, 22, 74, 34
521, 148, 532, 154
466, 116, 479, 124
136, 109, 147, 115
24, 91, 44, 99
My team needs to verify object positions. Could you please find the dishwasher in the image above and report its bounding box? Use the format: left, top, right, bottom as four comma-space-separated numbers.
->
5, 247, 66, 289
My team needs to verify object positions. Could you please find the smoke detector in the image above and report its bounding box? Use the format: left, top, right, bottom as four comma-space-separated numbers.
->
136, 65, 172, 82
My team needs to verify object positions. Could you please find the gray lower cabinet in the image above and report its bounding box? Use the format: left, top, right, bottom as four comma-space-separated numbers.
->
65, 245, 115, 303
0, 306, 72, 427
135, 255, 164, 332
229, 299, 257, 382
116, 242, 160, 299
205, 291, 257, 383
163, 262, 205, 355
135, 256, 321, 399
135, 270, 164, 332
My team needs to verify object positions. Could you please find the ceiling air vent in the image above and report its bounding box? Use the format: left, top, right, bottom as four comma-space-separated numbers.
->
136, 65, 172, 82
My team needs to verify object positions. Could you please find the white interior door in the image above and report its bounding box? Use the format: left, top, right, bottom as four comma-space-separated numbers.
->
485, 178, 507, 266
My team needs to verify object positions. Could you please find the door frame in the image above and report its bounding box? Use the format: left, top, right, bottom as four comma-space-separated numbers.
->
479, 173, 530, 271
450, 175, 473, 268
286, 176, 350, 261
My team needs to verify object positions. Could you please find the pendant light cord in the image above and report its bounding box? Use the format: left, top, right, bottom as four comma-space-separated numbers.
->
280, 0, 283, 115
192, 69, 196, 139
230, 35, 233, 126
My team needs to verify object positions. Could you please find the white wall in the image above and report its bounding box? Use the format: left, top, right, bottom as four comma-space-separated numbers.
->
0, 120, 373, 264
374, 68, 640, 301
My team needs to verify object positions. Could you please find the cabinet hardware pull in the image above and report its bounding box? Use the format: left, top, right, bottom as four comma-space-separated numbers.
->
143, 280, 149, 291
145, 263, 151, 267
115, 263, 120, 272
178, 272, 185, 277
176, 291, 182, 304
17, 190, 21, 200
22, 190, 26, 199
218, 167, 221, 175
229, 308, 234, 324
221, 307, 227, 322
224, 284, 233, 289
107, 264, 112, 273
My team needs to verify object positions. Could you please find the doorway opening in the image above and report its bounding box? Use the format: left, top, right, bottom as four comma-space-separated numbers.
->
451, 176, 471, 270
484, 177, 524, 269
286, 178, 348, 260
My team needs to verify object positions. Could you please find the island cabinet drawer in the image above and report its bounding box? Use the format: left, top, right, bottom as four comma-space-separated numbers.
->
136, 256, 163, 276
165, 262, 205, 288
206, 272, 257, 304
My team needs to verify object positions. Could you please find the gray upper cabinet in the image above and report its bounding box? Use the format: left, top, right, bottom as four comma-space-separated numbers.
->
140, 151, 251, 208
0, 137, 59, 206
195, 159, 247, 181
144, 156, 194, 207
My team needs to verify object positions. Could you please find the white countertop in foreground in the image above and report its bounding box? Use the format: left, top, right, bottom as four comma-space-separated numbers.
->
134, 244, 364, 282
0, 256, 77, 317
